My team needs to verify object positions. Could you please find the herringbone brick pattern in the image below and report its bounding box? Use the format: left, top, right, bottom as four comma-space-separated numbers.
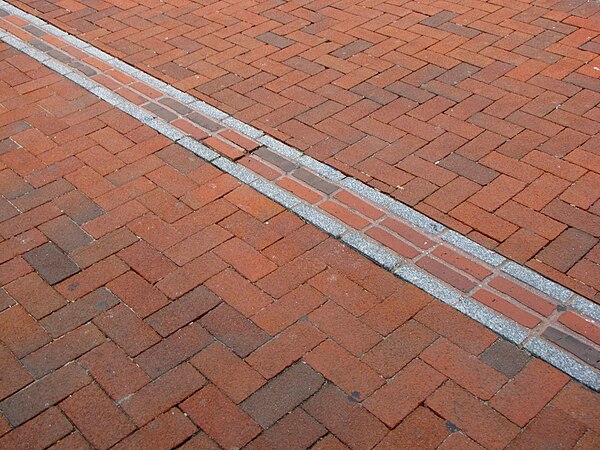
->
1, 43, 598, 449
11, 0, 600, 303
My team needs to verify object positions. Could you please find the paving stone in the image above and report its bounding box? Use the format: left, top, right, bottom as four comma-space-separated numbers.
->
23, 242, 79, 285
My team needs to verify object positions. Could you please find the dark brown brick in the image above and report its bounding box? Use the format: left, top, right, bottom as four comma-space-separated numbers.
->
23, 242, 79, 285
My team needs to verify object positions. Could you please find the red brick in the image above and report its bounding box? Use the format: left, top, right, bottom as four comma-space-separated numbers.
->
164, 224, 232, 266
497, 200, 566, 240
309, 239, 404, 299
309, 301, 380, 356
145, 285, 220, 337
156, 252, 227, 299
117, 240, 177, 284
371, 358, 446, 426
0, 363, 90, 427
182, 173, 240, 209
5, 272, 67, 320
0, 343, 33, 401
488, 277, 556, 317
241, 362, 324, 428
257, 253, 327, 298
11, 179, 74, 213
0, 229, 47, 266
553, 382, 600, 432
251, 284, 325, 335
422, 338, 508, 400
309, 268, 379, 316
364, 317, 436, 374
64, 166, 114, 199
277, 177, 323, 203
263, 224, 328, 266
82, 200, 146, 239
469, 175, 526, 212
415, 301, 496, 355
513, 173, 570, 211
47, 431, 90, 450
305, 340, 384, 400
0, 407, 72, 450
490, 358, 570, 426
497, 229, 548, 263
320, 200, 371, 229
60, 383, 135, 450
181, 384, 260, 449
138, 187, 193, 223
438, 433, 483, 450
94, 304, 161, 356
449, 202, 517, 242
335, 190, 385, 220
417, 256, 477, 293
361, 284, 431, 335
0, 203, 61, 239
0, 305, 50, 358
374, 406, 450, 450
472, 289, 542, 328
427, 382, 520, 449
303, 384, 388, 450
380, 218, 435, 249
177, 432, 219, 450
245, 408, 326, 450
522, 150, 586, 182
127, 214, 184, 252
112, 408, 196, 450
107, 271, 169, 318
79, 341, 151, 401
220, 210, 283, 250
424, 177, 481, 213
365, 227, 420, 259
311, 434, 349, 450
22, 323, 104, 379
506, 406, 586, 450
557, 311, 600, 345
120, 363, 205, 427
246, 320, 325, 379
204, 269, 271, 317
214, 237, 277, 282
135, 322, 213, 379
191, 341, 265, 404
225, 185, 284, 221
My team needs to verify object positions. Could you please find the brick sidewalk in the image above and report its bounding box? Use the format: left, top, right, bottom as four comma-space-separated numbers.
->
1, 42, 599, 449
10, 0, 600, 303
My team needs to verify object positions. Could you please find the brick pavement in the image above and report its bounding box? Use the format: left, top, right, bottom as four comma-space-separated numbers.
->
1, 41, 599, 449
8, 0, 600, 304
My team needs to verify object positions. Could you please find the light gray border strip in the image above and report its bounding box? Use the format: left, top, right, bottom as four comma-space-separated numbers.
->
0, 15, 598, 391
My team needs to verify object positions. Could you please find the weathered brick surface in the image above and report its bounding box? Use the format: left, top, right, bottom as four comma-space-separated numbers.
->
0, 43, 597, 450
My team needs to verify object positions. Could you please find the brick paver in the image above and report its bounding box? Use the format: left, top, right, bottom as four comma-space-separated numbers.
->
9, 0, 600, 304
0, 40, 598, 449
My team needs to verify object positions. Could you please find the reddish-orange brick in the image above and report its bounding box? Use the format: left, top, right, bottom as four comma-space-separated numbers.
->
421, 338, 508, 400
246, 320, 325, 379
415, 302, 496, 355
427, 382, 520, 449
365, 359, 446, 427
181, 384, 261, 449
214, 237, 277, 282
191, 342, 266, 403
60, 383, 135, 450
309, 301, 381, 356
490, 358, 569, 427
120, 363, 206, 427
